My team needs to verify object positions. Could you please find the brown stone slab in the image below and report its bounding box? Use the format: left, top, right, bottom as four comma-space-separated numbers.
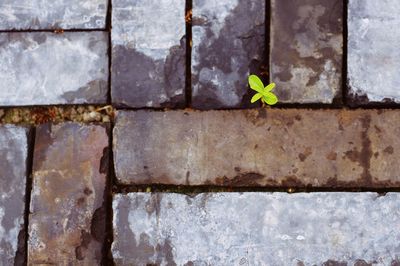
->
114, 109, 400, 187
270, 0, 343, 103
28, 123, 109, 265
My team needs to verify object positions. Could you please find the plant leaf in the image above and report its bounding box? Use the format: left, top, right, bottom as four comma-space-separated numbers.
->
264, 82, 276, 92
248, 75, 265, 93
251, 93, 263, 103
263, 92, 278, 105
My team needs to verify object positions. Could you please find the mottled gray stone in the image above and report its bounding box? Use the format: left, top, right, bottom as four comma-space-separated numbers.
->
28, 123, 109, 265
270, 0, 343, 103
192, 0, 266, 109
113, 109, 400, 187
0, 32, 108, 106
348, 0, 400, 104
0, 0, 108, 30
0, 125, 28, 265
111, 0, 186, 108
113, 192, 400, 265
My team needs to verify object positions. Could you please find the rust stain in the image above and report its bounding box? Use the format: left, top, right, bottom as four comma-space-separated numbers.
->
280, 175, 304, 187
185, 9, 192, 23
340, 115, 372, 185
359, 115, 372, 184
243, 109, 268, 126
294, 114, 302, 121
337, 111, 355, 131
298, 147, 312, 162
214, 172, 265, 186
344, 147, 360, 163
374, 125, 382, 134
326, 151, 337, 161
383, 146, 394, 155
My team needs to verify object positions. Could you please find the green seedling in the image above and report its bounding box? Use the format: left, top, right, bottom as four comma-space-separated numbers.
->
248, 75, 278, 105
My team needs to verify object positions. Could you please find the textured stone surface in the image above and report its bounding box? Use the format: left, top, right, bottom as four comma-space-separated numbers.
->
111, 0, 186, 108
113, 192, 400, 265
192, 0, 265, 109
0, 32, 108, 106
0, 125, 28, 265
114, 109, 400, 187
0, 0, 107, 30
348, 0, 400, 104
28, 123, 109, 265
270, 0, 342, 103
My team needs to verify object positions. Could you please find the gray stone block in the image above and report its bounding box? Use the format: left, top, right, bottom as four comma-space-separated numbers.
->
270, 0, 343, 103
0, 125, 29, 265
0, 32, 108, 106
28, 123, 109, 265
191, 0, 266, 109
348, 0, 400, 104
112, 192, 400, 265
0, 0, 108, 30
111, 0, 186, 108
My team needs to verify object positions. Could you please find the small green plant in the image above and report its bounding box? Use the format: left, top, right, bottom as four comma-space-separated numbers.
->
248, 75, 278, 105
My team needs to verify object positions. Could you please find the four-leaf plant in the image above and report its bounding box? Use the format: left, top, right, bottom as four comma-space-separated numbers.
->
248, 75, 278, 105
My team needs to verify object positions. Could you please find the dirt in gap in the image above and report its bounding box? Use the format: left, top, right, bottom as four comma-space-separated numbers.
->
0, 105, 114, 125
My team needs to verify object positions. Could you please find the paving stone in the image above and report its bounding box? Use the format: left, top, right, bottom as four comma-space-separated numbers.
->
270, 0, 343, 103
191, 0, 266, 109
0, 32, 108, 106
28, 123, 109, 265
0, 125, 29, 265
348, 0, 400, 104
0, 0, 108, 30
112, 192, 400, 265
111, 0, 186, 108
114, 109, 400, 187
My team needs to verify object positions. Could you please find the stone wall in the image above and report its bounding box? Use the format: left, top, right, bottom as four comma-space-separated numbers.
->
1, 0, 400, 265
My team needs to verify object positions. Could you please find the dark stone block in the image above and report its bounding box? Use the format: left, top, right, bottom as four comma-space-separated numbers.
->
270, 0, 343, 103
191, 0, 266, 109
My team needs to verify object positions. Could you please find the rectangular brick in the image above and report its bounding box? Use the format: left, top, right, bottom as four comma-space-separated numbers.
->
0, 125, 29, 265
0, 0, 108, 30
28, 123, 109, 265
348, 0, 400, 104
191, 0, 265, 109
270, 0, 342, 103
114, 109, 400, 187
112, 192, 400, 265
111, 0, 186, 108
0, 32, 108, 106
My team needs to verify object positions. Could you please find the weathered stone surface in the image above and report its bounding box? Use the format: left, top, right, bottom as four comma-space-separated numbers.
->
192, 0, 265, 109
348, 0, 400, 104
0, 125, 28, 265
113, 192, 400, 265
0, 32, 108, 106
28, 123, 109, 265
114, 109, 400, 187
0, 0, 107, 30
111, 0, 186, 108
270, 0, 342, 103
